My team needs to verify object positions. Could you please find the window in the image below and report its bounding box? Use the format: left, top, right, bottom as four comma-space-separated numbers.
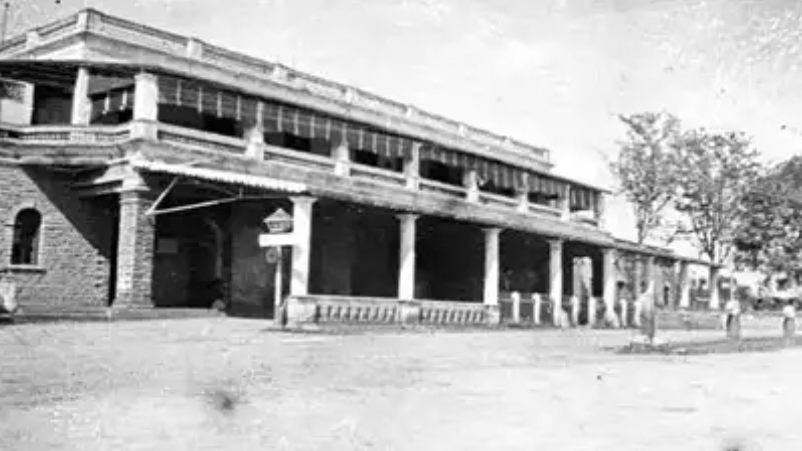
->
11, 209, 42, 265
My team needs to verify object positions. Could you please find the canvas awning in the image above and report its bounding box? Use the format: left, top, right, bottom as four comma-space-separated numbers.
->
129, 156, 307, 193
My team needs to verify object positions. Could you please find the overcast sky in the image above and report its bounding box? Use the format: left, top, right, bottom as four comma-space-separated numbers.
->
10, 0, 802, 255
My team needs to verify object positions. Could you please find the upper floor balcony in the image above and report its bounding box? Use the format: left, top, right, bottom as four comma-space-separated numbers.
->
0, 62, 609, 231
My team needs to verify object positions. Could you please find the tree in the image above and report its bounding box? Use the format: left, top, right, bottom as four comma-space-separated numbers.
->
611, 112, 683, 245
674, 129, 763, 307
734, 156, 802, 283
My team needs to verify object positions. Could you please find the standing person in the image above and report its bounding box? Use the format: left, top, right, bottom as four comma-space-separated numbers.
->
724, 297, 741, 340
783, 300, 797, 345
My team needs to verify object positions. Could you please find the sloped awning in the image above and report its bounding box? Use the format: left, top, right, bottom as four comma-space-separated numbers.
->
129, 157, 307, 193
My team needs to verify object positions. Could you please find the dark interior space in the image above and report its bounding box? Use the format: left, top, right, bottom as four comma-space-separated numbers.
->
158, 104, 244, 138
416, 216, 483, 301
264, 132, 332, 157
420, 160, 465, 186
31, 84, 73, 125
309, 199, 399, 298
499, 230, 550, 294
351, 149, 403, 172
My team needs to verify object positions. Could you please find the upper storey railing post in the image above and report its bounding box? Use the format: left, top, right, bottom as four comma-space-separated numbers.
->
70, 67, 91, 126
131, 72, 159, 140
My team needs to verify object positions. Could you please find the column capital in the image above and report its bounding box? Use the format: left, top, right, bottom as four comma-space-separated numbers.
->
548, 238, 564, 248
482, 227, 502, 237
134, 71, 158, 83
290, 196, 317, 207
396, 213, 419, 222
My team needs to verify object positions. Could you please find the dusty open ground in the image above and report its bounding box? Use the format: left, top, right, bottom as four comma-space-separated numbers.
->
1, 318, 800, 451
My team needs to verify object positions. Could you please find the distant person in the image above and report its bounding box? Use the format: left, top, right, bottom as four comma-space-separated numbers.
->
724, 298, 741, 339
783, 300, 796, 344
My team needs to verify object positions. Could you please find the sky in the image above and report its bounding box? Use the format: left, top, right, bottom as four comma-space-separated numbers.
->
8, 0, 802, 257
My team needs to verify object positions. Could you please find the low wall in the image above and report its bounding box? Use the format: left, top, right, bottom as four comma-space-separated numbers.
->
286, 295, 499, 327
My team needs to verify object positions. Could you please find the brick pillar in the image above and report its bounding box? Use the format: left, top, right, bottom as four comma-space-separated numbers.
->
114, 191, 155, 308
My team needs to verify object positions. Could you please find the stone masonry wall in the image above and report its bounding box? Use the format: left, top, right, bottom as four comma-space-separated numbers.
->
0, 164, 116, 312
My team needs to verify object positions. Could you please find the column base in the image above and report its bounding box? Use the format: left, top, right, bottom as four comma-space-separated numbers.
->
485, 304, 501, 326
286, 296, 318, 327
397, 300, 422, 326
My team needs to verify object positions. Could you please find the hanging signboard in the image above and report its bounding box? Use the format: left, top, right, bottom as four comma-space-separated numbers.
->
263, 208, 293, 234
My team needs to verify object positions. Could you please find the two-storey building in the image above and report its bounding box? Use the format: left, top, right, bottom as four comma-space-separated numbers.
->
0, 9, 715, 326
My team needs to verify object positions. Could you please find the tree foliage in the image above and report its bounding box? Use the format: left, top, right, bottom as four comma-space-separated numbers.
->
611, 112, 682, 245
673, 130, 762, 265
734, 156, 802, 281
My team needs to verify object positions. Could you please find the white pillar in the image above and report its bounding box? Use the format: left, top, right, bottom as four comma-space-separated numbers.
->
679, 261, 691, 309
245, 101, 265, 160
602, 248, 619, 327
397, 214, 418, 300
549, 239, 563, 326
560, 186, 571, 220
465, 170, 480, 203
133, 72, 159, 121
596, 193, 607, 229
483, 228, 501, 306
71, 66, 91, 125
289, 196, 317, 296
709, 265, 721, 310
404, 143, 420, 189
333, 138, 351, 176
533, 293, 542, 325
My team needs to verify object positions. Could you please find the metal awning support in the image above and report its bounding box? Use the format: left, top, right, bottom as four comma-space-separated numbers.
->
146, 192, 282, 216
145, 175, 181, 216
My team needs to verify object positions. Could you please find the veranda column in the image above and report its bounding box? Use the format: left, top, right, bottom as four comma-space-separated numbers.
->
115, 181, 155, 308
71, 66, 91, 125
332, 138, 351, 176
397, 214, 418, 300
709, 265, 721, 310
602, 248, 619, 327
289, 196, 317, 296
678, 261, 691, 309
549, 239, 564, 326
132, 72, 159, 140
483, 228, 501, 306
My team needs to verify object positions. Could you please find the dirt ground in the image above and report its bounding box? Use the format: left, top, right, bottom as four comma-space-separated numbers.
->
1, 318, 799, 451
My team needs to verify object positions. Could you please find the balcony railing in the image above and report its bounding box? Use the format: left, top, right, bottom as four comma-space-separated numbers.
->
0, 120, 601, 227
0, 123, 130, 144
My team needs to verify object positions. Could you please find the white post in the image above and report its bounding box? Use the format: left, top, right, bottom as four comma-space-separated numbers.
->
511, 291, 521, 324
273, 248, 284, 326
620, 298, 629, 328
603, 248, 619, 327
549, 239, 564, 326
397, 214, 418, 300
588, 296, 598, 328
289, 196, 316, 296
483, 228, 501, 306
571, 295, 580, 327
679, 261, 691, 309
533, 293, 542, 325
71, 66, 91, 125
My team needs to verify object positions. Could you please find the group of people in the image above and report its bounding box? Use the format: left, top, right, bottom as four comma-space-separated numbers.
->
722, 297, 797, 341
